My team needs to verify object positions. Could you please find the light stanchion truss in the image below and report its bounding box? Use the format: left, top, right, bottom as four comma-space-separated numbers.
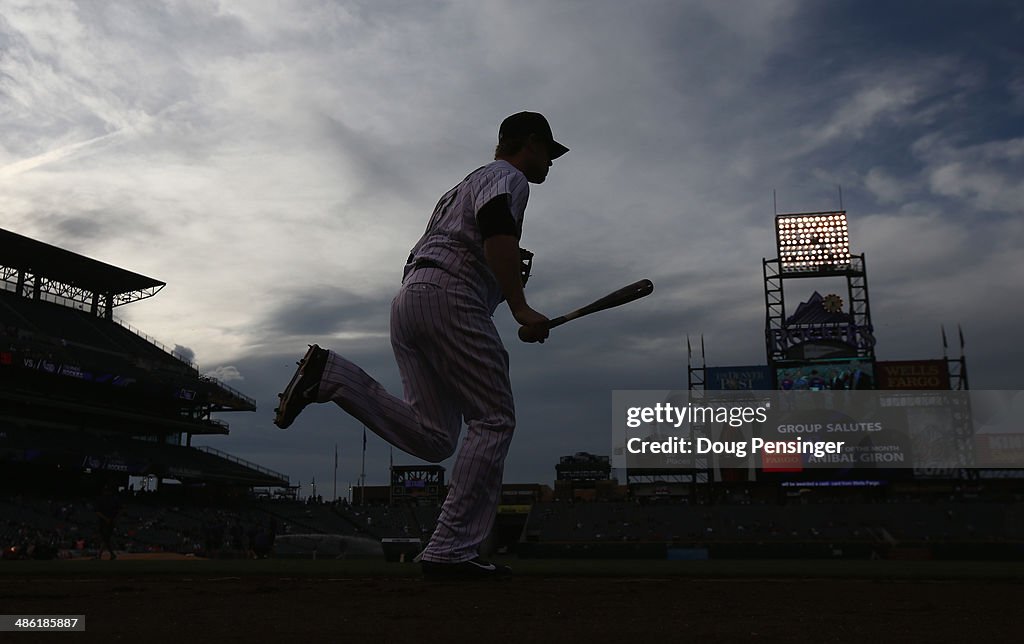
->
1, 266, 165, 313
1, 228, 167, 316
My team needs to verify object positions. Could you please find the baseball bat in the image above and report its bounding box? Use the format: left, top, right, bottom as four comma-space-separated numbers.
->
518, 279, 654, 342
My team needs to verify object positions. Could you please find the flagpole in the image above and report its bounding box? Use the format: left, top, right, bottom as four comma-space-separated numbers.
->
333, 443, 338, 502
958, 324, 969, 390
360, 426, 367, 506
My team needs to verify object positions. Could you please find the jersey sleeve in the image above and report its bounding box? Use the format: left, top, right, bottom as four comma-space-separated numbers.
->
476, 194, 518, 240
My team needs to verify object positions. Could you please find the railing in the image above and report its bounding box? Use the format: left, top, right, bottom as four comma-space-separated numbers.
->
2, 285, 257, 409
111, 315, 200, 371
197, 375, 258, 409
197, 445, 290, 484
112, 316, 257, 408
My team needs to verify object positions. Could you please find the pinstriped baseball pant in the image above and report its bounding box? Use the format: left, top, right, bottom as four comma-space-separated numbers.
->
317, 269, 515, 563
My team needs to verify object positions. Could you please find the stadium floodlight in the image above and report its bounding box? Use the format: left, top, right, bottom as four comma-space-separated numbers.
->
775, 211, 851, 273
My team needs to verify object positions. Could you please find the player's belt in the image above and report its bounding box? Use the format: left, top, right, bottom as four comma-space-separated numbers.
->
408, 259, 457, 281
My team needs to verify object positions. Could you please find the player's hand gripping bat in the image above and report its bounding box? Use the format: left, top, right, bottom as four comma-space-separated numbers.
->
518, 279, 654, 342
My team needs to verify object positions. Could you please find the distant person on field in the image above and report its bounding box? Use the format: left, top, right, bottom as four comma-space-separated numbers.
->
94, 485, 122, 560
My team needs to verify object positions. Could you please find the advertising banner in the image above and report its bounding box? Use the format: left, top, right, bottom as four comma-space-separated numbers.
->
706, 366, 773, 391
876, 360, 950, 390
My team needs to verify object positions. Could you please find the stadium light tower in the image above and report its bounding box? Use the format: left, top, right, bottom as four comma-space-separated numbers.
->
775, 211, 851, 274
763, 210, 875, 368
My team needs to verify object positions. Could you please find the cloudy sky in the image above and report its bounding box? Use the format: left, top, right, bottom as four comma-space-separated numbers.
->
2, 0, 1022, 494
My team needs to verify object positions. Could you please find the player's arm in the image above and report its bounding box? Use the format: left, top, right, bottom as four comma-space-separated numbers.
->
478, 196, 549, 342
485, 234, 549, 341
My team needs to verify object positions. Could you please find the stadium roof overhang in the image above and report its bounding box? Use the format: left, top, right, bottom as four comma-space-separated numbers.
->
0, 228, 165, 310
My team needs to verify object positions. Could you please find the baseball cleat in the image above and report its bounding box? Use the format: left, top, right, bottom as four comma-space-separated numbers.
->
273, 344, 328, 429
421, 557, 512, 581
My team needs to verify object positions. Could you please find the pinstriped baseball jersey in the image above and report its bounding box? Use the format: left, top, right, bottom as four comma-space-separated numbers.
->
404, 160, 530, 312
314, 160, 531, 564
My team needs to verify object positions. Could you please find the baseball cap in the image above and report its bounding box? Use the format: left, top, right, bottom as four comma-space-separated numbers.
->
499, 111, 569, 159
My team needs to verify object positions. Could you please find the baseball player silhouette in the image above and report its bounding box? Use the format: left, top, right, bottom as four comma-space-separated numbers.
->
274, 112, 567, 579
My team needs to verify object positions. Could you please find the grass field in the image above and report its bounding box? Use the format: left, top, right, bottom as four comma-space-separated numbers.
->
3, 557, 1022, 642
3, 556, 1024, 580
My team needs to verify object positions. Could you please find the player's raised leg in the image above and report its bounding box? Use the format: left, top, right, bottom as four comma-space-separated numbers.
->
273, 344, 329, 430
273, 280, 467, 461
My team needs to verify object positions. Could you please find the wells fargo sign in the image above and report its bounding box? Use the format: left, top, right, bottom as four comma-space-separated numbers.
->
875, 360, 950, 390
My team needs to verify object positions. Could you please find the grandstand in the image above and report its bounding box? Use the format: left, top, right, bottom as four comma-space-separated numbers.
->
0, 227, 288, 501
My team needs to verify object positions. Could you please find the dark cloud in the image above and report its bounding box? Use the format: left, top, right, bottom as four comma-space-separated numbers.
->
173, 344, 195, 364
27, 209, 162, 249
2, 1, 1021, 491
260, 287, 391, 338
